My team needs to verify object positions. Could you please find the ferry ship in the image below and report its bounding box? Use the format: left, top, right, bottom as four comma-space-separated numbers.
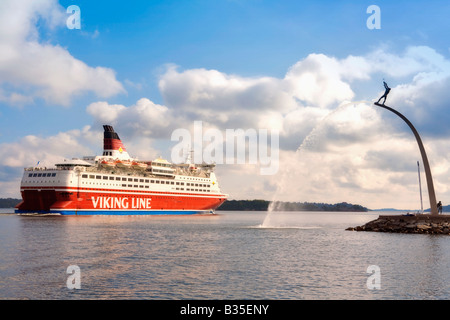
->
15, 125, 227, 215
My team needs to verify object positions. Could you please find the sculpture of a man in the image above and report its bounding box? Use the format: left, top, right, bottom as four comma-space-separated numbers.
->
377, 81, 391, 105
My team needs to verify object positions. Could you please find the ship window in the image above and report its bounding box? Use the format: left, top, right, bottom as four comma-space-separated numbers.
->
156, 181, 160, 184
89, 175, 94, 179
171, 182, 174, 185
128, 178, 132, 181
134, 185, 138, 188
151, 180, 155, 183
103, 176, 108, 180
139, 179, 144, 182
181, 188, 184, 190
122, 184, 127, 187
28, 173, 33, 177
109, 177, 114, 180
122, 177, 126, 181
145, 179, 149, 183
116, 177, 120, 181
128, 184, 132, 187
134, 178, 138, 182
96, 176, 101, 179
176, 182, 179, 185
38, 173, 42, 177
181, 182, 184, 186
145, 186, 149, 188
82, 174, 88, 178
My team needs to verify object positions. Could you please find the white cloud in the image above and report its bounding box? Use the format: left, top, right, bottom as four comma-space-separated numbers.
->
159, 65, 297, 128
87, 98, 179, 139
0, 0, 124, 106
4, 45, 450, 210
155, 46, 450, 209
283, 53, 356, 108
0, 125, 100, 198
86, 101, 127, 124
1, 126, 97, 169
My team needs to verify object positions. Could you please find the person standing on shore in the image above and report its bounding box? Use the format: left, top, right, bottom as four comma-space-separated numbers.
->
437, 201, 443, 214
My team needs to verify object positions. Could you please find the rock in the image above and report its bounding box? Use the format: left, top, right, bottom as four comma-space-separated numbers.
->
346, 215, 450, 235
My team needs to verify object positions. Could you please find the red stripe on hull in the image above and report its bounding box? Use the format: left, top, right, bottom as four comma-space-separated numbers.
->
16, 187, 227, 213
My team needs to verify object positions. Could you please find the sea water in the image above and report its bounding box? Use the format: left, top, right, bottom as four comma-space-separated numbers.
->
0, 209, 449, 300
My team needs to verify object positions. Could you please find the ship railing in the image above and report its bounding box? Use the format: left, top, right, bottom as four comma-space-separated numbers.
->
24, 165, 90, 171
25, 167, 58, 171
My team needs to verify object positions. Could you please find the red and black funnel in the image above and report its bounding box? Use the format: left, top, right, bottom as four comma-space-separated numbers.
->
103, 125, 126, 152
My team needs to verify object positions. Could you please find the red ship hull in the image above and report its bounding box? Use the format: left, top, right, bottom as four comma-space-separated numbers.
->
16, 186, 227, 215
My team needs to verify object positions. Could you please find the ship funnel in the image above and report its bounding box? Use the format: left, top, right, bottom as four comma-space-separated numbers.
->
102, 125, 130, 160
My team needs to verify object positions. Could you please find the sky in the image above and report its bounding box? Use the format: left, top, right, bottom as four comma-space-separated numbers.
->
1, 0, 450, 210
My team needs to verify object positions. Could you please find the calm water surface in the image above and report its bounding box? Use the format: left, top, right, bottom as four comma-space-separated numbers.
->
0, 209, 449, 300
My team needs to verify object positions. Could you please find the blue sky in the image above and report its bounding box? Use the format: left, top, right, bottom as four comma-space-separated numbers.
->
4, 0, 449, 140
1, 0, 450, 209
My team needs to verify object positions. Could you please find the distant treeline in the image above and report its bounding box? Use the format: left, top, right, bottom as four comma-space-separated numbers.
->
0, 198, 21, 208
218, 200, 368, 212
0, 198, 368, 212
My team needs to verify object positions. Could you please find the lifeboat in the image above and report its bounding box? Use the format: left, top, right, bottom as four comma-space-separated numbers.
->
115, 159, 132, 168
132, 161, 148, 170
100, 159, 116, 168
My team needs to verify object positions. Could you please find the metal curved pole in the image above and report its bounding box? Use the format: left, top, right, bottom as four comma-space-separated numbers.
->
375, 102, 438, 215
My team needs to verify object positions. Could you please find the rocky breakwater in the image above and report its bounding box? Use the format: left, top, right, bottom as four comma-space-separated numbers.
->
346, 215, 450, 235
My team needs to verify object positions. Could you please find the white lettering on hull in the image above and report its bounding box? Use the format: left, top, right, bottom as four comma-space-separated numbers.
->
91, 196, 151, 209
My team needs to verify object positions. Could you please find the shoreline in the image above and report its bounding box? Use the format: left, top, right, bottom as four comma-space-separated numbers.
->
347, 214, 450, 235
